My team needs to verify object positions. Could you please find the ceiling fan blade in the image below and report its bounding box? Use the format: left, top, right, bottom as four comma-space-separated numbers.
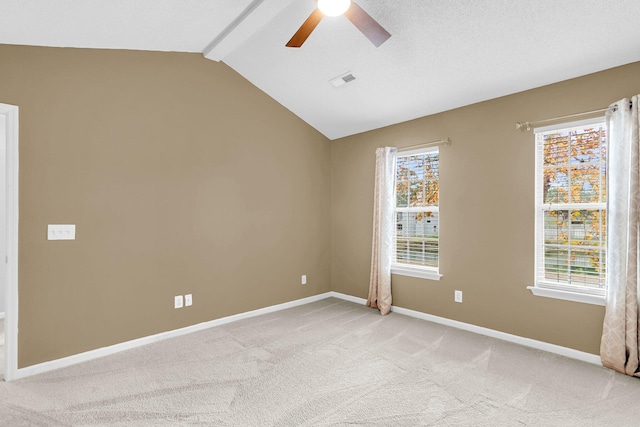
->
345, 2, 391, 47
286, 8, 324, 48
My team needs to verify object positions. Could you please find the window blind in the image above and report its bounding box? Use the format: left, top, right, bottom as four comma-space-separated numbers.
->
535, 119, 607, 293
394, 147, 439, 269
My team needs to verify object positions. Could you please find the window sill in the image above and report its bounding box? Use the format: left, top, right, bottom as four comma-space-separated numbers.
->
391, 265, 442, 281
527, 286, 605, 306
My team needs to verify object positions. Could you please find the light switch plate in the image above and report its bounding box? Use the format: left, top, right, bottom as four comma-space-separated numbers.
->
48, 224, 76, 240
185, 294, 192, 307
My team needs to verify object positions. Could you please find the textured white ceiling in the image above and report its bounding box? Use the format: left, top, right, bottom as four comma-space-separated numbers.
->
2, 0, 640, 140
0, 0, 253, 52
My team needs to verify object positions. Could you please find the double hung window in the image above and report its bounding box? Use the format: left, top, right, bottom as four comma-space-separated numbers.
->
531, 118, 607, 304
391, 147, 441, 280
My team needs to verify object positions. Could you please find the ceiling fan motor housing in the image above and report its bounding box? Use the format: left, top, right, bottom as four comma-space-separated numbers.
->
317, 0, 352, 17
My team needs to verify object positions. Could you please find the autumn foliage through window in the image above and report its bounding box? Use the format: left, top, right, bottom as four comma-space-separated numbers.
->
536, 120, 607, 292
394, 149, 439, 269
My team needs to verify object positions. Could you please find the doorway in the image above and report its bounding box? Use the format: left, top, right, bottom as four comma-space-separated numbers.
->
0, 103, 19, 381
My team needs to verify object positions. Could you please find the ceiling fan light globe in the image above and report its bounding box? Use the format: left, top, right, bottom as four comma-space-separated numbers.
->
317, 0, 351, 17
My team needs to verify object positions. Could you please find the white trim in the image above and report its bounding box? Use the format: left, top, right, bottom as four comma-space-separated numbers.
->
527, 285, 605, 306
9, 293, 332, 381
393, 148, 440, 277
328, 292, 601, 365
540, 202, 606, 211
534, 120, 607, 304
395, 206, 439, 213
10, 290, 602, 380
0, 103, 18, 382
536, 279, 606, 297
396, 146, 438, 156
534, 116, 606, 134
391, 265, 442, 281
326, 291, 367, 304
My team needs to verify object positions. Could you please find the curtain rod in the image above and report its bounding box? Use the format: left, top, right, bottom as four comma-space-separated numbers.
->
398, 138, 451, 152
515, 108, 608, 132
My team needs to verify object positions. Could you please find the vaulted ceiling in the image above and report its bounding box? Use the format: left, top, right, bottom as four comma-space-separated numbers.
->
2, 0, 640, 139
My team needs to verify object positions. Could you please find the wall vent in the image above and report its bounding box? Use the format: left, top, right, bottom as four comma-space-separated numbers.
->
330, 72, 356, 87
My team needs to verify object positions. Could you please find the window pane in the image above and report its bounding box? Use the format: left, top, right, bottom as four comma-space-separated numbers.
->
543, 167, 569, 203
424, 181, 437, 205
409, 180, 422, 206
396, 156, 409, 181
542, 125, 606, 205
544, 209, 605, 247
396, 181, 408, 207
396, 152, 439, 208
543, 132, 569, 166
395, 211, 438, 268
394, 149, 440, 271
568, 248, 606, 289
542, 209, 606, 289
570, 128, 604, 165
570, 165, 599, 203
409, 156, 424, 181
544, 210, 568, 245
545, 247, 605, 289
423, 153, 439, 207
544, 248, 569, 283
601, 161, 607, 203
538, 121, 607, 292
569, 210, 605, 247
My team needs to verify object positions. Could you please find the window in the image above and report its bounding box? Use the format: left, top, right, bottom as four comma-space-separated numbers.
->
391, 147, 442, 280
530, 118, 607, 305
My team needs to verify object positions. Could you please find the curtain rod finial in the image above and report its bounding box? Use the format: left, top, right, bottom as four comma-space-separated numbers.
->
516, 122, 531, 132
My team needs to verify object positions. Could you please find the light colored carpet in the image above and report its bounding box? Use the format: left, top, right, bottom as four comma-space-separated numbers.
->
0, 298, 639, 426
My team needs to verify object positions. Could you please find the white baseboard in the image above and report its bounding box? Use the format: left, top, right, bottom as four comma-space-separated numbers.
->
11, 292, 333, 381
11, 290, 600, 381
328, 292, 602, 366
326, 291, 367, 305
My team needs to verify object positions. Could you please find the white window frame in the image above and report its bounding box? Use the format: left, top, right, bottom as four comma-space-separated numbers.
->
391, 147, 442, 281
528, 117, 606, 306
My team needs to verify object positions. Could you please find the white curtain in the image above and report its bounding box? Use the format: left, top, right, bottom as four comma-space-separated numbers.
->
601, 96, 640, 376
367, 147, 397, 315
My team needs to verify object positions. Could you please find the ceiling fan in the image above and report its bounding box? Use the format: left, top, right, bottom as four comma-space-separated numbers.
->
286, 0, 391, 48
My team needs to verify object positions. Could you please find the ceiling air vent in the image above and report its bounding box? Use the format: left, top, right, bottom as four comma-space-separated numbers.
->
330, 72, 356, 87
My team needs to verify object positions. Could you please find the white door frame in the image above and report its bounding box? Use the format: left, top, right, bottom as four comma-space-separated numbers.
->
0, 103, 19, 381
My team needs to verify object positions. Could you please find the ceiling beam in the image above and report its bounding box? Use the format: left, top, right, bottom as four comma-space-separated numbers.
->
202, 0, 297, 62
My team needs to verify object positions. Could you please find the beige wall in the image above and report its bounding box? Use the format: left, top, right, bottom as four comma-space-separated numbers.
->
0, 45, 331, 367
331, 61, 640, 355
3, 43, 639, 368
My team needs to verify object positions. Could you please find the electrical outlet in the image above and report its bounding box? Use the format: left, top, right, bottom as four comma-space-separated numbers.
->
47, 224, 76, 240
185, 294, 192, 307
454, 290, 463, 303
174, 295, 184, 309
301, 275, 307, 285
